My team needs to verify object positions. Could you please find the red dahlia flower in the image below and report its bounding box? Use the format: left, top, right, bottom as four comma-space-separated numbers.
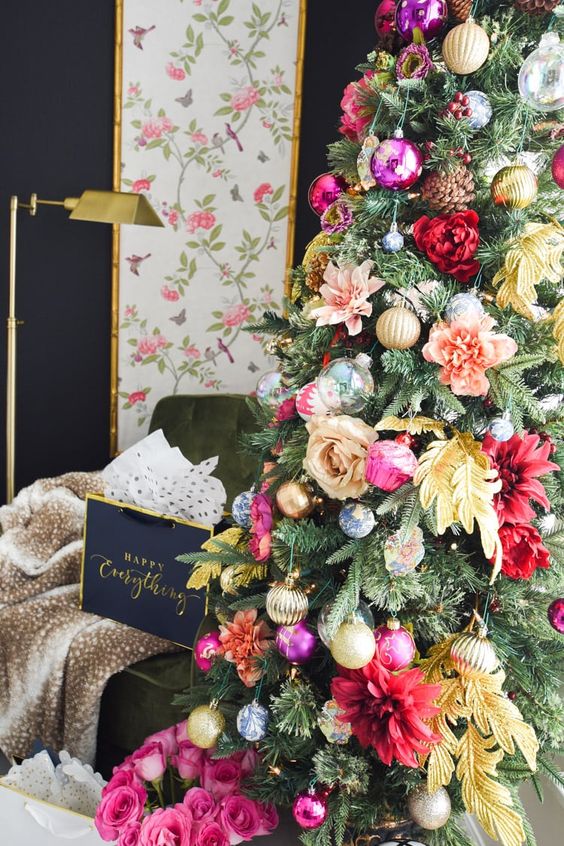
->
482, 432, 559, 525
413, 210, 480, 283
331, 659, 441, 768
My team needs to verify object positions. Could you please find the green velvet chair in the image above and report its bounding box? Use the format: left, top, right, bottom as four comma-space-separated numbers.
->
96, 394, 258, 777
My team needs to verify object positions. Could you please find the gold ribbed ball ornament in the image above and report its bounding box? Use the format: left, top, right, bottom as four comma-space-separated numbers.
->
275, 481, 316, 519
407, 783, 452, 830
219, 564, 238, 595
330, 620, 376, 669
186, 703, 226, 749
450, 625, 499, 677
490, 164, 538, 209
376, 306, 421, 350
266, 577, 309, 626
442, 19, 490, 75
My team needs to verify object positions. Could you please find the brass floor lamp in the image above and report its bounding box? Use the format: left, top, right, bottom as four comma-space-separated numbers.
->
6, 189, 164, 503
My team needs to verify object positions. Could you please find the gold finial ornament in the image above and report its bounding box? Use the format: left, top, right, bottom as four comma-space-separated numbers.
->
375, 305, 421, 350
442, 19, 490, 75
266, 577, 309, 626
490, 164, 538, 209
219, 564, 239, 595
450, 622, 499, 677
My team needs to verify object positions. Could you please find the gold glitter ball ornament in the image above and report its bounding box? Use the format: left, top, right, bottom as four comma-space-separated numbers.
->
186, 703, 226, 749
407, 783, 452, 830
491, 163, 538, 209
275, 481, 316, 519
266, 577, 309, 626
376, 306, 421, 350
442, 20, 490, 75
330, 620, 376, 669
450, 625, 499, 677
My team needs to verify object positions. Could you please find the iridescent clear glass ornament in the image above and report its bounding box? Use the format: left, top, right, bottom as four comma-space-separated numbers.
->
317, 353, 374, 414
518, 33, 564, 113
256, 370, 295, 411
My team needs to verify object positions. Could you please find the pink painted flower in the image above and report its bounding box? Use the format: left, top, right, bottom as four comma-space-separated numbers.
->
127, 85, 140, 97
230, 86, 260, 112
201, 758, 242, 799
219, 794, 261, 845
310, 260, 386, 336
161, 284, 180, 302
186, 211, 216, 233
339, 74, 374, 142
95, 786, 146, 841
272, 72, 284, 87
191, 131, 209, 145
168, 209, 178, 226
171, 739, 206, 780
184, 345, 201, 359
254, 183, 273, 203
128, 391, 146, 405
132, 178, 151, 194
118, 822, 142, 846
262, 119, 273, 129
142, 116, 174, 139
131, 742, 166, 782
212, 169, 224, 178
124, 306, 137, 318
183, 787, 218, 823
422, 315, 517, 397
144, 725, 178, 758
222, 303, 250, 327
137, 335, 168, 357
138, 806, 192, 846
166, 62, 186, 81
194, 821, 229, 846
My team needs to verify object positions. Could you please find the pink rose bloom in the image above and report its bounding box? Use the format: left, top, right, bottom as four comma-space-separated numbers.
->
183, 787, 218, 823
157, 334, 168, 349
184, 345, 201, 359
144, 725, 178, 758
311, 260, 386, 336
128, 391, 146, 405
132, 178, 151, 193
223, 303, 250, 327
95, 786, 146, 841
128, 85, 140, 96
422, 314, 517, 397
253, 183, 273, 203
139, 806, 192, 846
131, 742, 167, 782
166, 62, 186, 81
124, 306, 136, 318
256, 803, 279, 836
233, 748, 259, 776
230, 86, 260, 111
275, 397, 296, 422
142, 117, 173, 139
168, 209, 178, 226
212, 169, 224, 178
201, 758, 242, 800
193, 821, 229, 846
171, 740, 206, 780
102, 769, 144, 798
192, 131, 209, 145
219, 794, 261, 845
186, 211, 216, 234
137, 337, 158, 357
248, 493, 273, 563
118, 822, 142, 846
161, 284, 180, 302
262, 119, 273, 129
339, 74, 373, 141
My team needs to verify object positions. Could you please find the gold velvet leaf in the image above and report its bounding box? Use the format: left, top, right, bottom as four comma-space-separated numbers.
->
492, 222, 564, 319
375, 415, 446, 438
231, 562, 268, 587
553, 299, 564, 364
186, 528, 245, 589
413, 432, 502, 578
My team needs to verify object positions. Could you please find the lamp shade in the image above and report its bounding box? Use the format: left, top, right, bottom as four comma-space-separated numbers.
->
65, 190, 164, 226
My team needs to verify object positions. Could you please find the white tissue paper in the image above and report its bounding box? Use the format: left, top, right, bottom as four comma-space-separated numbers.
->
102, 429, 226, 526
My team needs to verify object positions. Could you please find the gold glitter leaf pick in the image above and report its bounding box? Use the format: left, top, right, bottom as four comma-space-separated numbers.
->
492, 222, 564, 319
553, 300, 564, 364
375, 415, 447, 439
186, 527, 245, 589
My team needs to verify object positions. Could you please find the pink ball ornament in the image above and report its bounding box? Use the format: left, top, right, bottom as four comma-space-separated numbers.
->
548, 598, 564, 634
292, 789, 329, 830
194, 631, 222, 672
276, 620, 318, 664
374, 0, 398, 39
308, 173, 348, 216
295, 381, 330, 421
552, 145, 564, 190
365, 440, 418, 492
396, 0, 448, 43
371, 135, 423, 191
374, 619, 416, 670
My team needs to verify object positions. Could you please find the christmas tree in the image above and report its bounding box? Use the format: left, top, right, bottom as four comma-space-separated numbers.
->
178, 3, 564, 845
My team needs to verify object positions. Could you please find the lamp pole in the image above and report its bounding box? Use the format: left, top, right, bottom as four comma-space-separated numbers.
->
6, 196, 20, 504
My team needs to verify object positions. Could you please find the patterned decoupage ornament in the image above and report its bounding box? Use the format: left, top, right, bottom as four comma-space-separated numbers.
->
384, 526, 425, 575
357, 135, 380, 189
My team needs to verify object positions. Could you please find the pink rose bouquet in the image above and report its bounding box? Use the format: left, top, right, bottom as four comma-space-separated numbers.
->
96, 724, 278, 846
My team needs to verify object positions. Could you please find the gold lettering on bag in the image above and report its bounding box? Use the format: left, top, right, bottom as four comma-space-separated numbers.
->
90, 553, 191, 616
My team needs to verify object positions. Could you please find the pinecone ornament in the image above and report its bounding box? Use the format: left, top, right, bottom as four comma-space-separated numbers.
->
448, 0, 472, 20
514, 0, 560, 14
303, 232, 336, 292
421, 166, 476, 213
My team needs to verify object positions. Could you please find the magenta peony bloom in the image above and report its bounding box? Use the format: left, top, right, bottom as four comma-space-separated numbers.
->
310, 260, 386, 336
339, 74, 374, 141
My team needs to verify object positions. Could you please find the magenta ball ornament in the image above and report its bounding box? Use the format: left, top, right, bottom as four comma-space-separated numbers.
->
374, 619, 416, 670
371, 135, 423, 191
308, 173, 348, 216
552, 145, 564, 190
194, 631, 222, 672
292, 790, 329, 830
547, 598, 564, 634
276, 620, 318, 664
396, 0, 448, 43
374, 0, 398, 39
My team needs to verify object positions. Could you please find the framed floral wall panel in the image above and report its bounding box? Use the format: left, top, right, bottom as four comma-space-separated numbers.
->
111, 0, 306, 452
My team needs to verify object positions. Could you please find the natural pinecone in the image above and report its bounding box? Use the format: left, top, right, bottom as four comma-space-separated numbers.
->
514, 0, 560, 14
421, 166, 476, 214
448, 0, 472, 21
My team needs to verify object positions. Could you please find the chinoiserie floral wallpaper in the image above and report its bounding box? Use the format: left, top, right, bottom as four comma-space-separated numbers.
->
116, 0, 302, 450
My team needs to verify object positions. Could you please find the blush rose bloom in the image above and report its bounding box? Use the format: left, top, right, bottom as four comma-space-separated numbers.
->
183, 787, 218, 823
310, 260, 386, 336
144, 725, 178, 758
422, 314, 517, 396
219, 794, 261, 845
303, 414, 378, 500
193, 821, 229, 846
223, 303, 250, 326
171, 740, 206, 780
137, 335, 168, 357
142, 117, 174, 139
201, 758, 242, 800
95, 786, 146, 841
139, 806, 192, 846
230, 86, 260, 111
118, 822, 142, 846
131, 742, 167, 782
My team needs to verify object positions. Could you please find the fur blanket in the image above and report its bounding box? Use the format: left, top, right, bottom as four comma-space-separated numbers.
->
0, 473, 177, 764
